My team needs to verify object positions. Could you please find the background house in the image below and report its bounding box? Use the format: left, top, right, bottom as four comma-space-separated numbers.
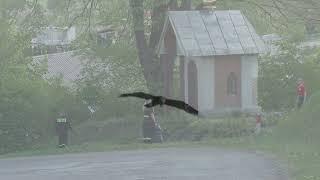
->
31, 26, 76, 56
31, 26, 84, 87
32, 51, 86, 87
157, 10, 265, 116
31, 25, 116, 87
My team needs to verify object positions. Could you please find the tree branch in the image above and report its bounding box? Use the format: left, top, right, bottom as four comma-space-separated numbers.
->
65, 0, 72, 23
169, 0, 178, 10
247, 0, 320, 23
68, 0, 92, 28
23, 0, 39, 19
86, 0, 95, 32
149, 1, 169, 49
271, 0, 288, 22
18, 0, 39, 26
115, 10, 131, 43
245, 0, 273, 19
30, 0, 39, 15
180, 0, 192, 10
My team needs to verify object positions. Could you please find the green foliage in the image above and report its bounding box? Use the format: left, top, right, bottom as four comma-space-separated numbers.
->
130, 0, 147, 31
0, 71, 90, 153
74, 39, 147, 119
0, 0, 26, 12
70, 116, 142, 145
75, 46, 147, 119
258, 40, 320, 111
0, 7, 89, 153
2, 0, 320, 156
84, 89, 144, 119
250, 92, 320, 180
46, 0, 65, 10
277, 91, 320, 146
188, 118, 254, 140
159, 111, 255, 141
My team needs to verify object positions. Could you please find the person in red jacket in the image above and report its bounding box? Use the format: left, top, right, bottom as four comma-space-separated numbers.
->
296, 78, 307, 109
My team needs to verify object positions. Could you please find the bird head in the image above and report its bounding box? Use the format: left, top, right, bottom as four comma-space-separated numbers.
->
144, 99, 152, 106
144, 99, 153, 108
160, 97, 166, 106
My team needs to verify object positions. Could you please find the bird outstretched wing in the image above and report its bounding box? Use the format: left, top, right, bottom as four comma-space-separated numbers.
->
119, 92, 198, 116
164, 99, 198, 115
119, 92, 155, 100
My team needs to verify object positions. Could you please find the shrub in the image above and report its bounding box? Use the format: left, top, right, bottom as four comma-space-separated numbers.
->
158, 111, 255, 141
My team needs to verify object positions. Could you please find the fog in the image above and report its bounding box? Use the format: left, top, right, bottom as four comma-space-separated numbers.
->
0, 0, 319, 179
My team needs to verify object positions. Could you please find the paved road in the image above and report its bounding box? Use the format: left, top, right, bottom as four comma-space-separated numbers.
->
0, 148, 288, 180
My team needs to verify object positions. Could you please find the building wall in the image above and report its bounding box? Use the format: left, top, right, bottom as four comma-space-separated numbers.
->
179, 56, 185, 101
241, 55, 259, 110
182, 55, 259, 115
184, 57, 215, 113
214, 55, 242, 109
198, 57, 215, 112
184, 57, 189, 104
161, 23, 176, 98
187, 60, 198, 109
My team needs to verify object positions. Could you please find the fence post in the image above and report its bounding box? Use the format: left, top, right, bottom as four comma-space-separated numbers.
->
255, 113, 262, 134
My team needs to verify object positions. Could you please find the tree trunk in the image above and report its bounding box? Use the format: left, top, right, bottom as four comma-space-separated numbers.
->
130, 0, 192, 93
180, 0, 192, 10
130, 0, 158, 92
129, 0, 194, 141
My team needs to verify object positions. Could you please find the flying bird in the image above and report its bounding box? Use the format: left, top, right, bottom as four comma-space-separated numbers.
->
119, 92, 198, 115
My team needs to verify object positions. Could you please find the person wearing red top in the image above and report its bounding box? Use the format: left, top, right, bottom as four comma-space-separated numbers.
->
296, 78, 307, 109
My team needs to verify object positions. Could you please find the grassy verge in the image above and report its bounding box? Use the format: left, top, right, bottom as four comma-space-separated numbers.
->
2, 107, 320, 180
0, 140, 221, 159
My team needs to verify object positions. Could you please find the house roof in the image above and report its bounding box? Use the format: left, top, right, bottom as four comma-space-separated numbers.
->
32, 51, 86, 85
158, 10, 266, 56
32, 26, 76, 46
261, 33, 320, 55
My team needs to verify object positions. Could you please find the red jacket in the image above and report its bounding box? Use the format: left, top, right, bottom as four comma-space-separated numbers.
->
297, 82, 306, 96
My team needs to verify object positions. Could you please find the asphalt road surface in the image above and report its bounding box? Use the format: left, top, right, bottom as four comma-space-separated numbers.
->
0, 148, 289, 180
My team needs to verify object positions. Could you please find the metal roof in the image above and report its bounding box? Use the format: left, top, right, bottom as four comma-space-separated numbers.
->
158, 10, 266, 56
32, 51, 85, 85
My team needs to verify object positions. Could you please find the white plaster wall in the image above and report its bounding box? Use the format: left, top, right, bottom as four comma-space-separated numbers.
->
184, 57, 189, 104
241, 55, 258, 109
184, 57, 215, 113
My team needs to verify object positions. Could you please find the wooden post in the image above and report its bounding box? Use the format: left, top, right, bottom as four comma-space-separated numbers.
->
167, 56, 174, 99
163, 24, 176, 99
160, 54, 171, 113
179, 56, 185, 101
159, 55, 165, 94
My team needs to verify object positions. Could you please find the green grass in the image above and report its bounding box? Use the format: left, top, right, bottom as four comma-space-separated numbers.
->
199, 103, 320, 180
0, 140, 219, 159
2, 105, 320, 180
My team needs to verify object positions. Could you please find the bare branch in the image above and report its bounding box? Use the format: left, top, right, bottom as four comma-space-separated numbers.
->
271, 0, 289, 22
278, 0, 320, 22
17, 0, 39, 26
243, 0, 290, 30
115, 10, 131, 42
168, 0, 178, 10
180, 0, 192, 10
23, 0, 39, 18
149, 1, 169, 49
86, 0, 95, 32
245, 0, 273, 19
249, 0, 320, 23
65, 0, 72, 23
68, 0, 92, 28
30, 0, 39, 15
